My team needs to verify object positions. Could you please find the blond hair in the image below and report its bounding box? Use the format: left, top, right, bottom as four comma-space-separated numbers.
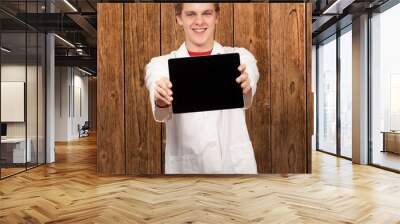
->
175, 3, 220, 15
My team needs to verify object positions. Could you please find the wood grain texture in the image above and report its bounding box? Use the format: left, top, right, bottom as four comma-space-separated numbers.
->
2, 136, 400, 223
96, 3, 312, 175
234, 3, 271, 173
306, 3, 313, 173
97, 3, 125, 175
161, 3, 184, 54
270, 3, 307, 173
124, 3, 162, 175
215, 3, 233, 47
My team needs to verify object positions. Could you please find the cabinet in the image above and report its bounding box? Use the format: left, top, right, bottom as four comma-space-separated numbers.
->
382, 132, 400, 154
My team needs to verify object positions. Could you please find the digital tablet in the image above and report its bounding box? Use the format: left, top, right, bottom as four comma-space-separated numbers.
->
168, 53, 243, 114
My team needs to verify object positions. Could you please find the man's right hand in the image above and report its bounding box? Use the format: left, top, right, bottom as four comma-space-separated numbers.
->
155, 77, 173, 108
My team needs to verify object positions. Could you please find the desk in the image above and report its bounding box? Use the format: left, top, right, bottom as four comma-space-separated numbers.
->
382, 131, 400, 154
1, 138, 31, 163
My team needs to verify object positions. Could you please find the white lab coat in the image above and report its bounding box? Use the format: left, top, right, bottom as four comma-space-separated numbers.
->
145, 41, 260, 174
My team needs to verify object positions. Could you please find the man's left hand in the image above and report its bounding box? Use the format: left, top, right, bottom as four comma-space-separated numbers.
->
236, 64, 251, 95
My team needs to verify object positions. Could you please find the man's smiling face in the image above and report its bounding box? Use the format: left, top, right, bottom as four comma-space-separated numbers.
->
176, 3, 219, 51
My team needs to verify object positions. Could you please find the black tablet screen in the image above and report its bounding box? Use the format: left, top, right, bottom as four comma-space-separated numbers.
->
168, 53, 243, 113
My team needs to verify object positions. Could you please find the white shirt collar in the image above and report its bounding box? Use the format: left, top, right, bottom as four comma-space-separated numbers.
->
175, 41, 224, 58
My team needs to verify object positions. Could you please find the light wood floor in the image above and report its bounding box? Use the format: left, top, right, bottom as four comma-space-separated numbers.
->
1, 163, 45, 178
0, 167, 26, 178
372, 150, 400, 171
0, 135, 400, 224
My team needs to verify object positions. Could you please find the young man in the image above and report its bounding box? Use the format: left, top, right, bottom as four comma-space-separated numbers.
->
145, 3, 260, 174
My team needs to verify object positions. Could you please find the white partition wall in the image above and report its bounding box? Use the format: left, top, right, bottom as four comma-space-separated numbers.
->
54, 67, 89, 141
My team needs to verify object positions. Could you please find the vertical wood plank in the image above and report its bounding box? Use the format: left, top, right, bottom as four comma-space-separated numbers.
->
97, 3, 125, 175
234, 3, 271, 173
124, 3, 162, 175
215, 3, 233, 47
306, 3, 313, 173
161, 3, 184, 54
270, 3, 307, 173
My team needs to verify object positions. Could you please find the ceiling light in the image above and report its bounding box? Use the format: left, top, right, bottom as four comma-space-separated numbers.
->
54, 34, 75, 48
63, 0, 78, 12
77, 67, 93, 76
322, 0, 355, 15
1, 47, 11, 53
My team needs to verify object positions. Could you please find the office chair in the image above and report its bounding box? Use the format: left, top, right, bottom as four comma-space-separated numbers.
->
79, 121, 90, 138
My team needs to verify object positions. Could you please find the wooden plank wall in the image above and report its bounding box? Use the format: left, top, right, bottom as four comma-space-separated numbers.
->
234, 4, 271, 173
97, 3, 312, 175
97, 3, 125, 175
270, 3, 307, 173
306, 4, 313, 173
124, 4, 162, 175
